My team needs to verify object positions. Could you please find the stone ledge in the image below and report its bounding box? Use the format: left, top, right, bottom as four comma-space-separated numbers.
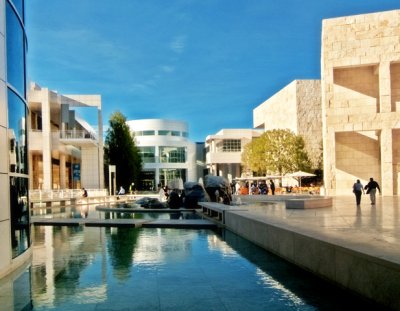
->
224, 211, 400, 310
236, 194, 333, 209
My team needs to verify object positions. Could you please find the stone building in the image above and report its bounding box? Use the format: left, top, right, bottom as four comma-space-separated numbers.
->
205, 129, 262, 181
321, 10, 400, 195
28, 83, 104, 191
253, 80, 322, 170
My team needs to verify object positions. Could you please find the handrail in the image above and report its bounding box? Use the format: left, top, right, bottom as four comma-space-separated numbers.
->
29, 189, 108, 200
60, 130, 97, 140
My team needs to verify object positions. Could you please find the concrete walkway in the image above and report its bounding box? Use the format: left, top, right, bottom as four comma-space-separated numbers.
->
239, 195, 400, 262
226, 195, 400, 310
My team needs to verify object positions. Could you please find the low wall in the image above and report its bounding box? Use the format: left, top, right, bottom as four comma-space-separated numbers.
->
224, 210, 400, 310
235, 194, 332, 209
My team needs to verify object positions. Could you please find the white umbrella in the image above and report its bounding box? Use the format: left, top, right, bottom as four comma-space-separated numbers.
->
286, 171, 316, 188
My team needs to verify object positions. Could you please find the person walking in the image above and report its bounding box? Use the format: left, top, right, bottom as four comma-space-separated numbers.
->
269, 179, 276, 195
364, 177, 381, 205
352, 179, 364, 206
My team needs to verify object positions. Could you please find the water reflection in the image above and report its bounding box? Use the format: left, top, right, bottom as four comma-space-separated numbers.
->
10, 176, 30, 257
0, 263, 32, 310
107, 227, 139, 280
7, 226, 383, 310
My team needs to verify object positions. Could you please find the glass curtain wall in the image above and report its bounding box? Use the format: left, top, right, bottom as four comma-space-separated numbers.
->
159, 169, 186, 188
6, 0, 30, 258
159, 146, 186, 163
138, 146, 156, 163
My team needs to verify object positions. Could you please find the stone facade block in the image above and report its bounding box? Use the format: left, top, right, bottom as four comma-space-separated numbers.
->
322, 10, 400, 195
253, 80, 322, 169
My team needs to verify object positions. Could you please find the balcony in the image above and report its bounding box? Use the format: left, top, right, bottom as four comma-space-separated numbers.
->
60, 130, 98, 147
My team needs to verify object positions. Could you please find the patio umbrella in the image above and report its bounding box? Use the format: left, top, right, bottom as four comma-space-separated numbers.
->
286, 171, 316, 188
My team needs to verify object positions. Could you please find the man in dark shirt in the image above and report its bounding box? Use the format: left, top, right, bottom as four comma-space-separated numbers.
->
364, 177, 381, 205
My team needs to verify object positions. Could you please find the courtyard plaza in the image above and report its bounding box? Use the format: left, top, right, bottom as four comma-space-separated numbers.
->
240, 194, 400, 262
228, 194, 400, 310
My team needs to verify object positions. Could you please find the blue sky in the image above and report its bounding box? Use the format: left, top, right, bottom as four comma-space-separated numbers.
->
26, 0, 400, 142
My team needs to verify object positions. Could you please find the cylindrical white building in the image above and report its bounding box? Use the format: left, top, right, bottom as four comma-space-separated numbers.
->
127, 119, 197, 190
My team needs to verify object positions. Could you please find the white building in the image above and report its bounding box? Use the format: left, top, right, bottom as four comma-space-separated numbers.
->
127, 119, 198, 190
205, 129, 262, 181
28, 82, 104, 191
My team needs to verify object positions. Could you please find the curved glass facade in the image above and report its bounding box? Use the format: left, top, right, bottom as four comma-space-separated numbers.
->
6, 0, 26, 97
6, 0, 30, 258
8, 89, 28, 174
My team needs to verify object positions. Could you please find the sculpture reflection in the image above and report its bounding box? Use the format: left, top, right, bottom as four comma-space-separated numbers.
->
10, 176, 30, 257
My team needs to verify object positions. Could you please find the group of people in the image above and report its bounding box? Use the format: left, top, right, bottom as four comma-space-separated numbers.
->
353, 177, 381, 206
235, 179, 276, 195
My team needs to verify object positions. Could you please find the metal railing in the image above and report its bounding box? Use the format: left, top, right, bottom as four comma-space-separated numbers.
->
29, 189, 108, 200
60, 130, 97, 140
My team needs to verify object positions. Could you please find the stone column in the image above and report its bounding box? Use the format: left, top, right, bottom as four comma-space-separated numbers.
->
380, 129, 393, 195
28, 152, 33, 189
42, 89, 52, 190
379, 62, 392, 113
97, 108, 104, 188
60, 153, 66, 189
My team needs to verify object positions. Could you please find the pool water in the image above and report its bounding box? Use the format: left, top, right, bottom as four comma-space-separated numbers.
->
33, 203, 201, 221
18, 225, 379, 310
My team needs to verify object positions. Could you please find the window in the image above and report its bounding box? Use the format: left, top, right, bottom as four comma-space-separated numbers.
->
6, 1, 26, 97
138, 147, 156, 163
182, 132, 188, 138
158, 130, 170, 136
138, 170, 156, 190
159, 146, 186, 163
171, 131, 180, 136
159, 169, 186, 187
8, 89, 28, 174
222, 139, 241, 152
143, 130, 155, 136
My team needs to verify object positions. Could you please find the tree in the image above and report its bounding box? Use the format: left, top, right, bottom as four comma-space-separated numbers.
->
104, 111, 142, 192
241, 129, 311, 176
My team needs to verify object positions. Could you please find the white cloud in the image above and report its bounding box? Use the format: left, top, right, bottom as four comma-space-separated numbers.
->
170, 35, 186, 54
161, 65, 175, 73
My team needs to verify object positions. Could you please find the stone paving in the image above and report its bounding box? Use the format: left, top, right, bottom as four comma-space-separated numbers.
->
242, 195, 400, 265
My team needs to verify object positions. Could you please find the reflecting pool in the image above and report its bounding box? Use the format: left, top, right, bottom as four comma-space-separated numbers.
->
11, 226, 379, 310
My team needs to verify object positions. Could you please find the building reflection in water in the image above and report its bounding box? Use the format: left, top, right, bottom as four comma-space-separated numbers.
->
27, 224, 199, 308
0, 263, 32, 310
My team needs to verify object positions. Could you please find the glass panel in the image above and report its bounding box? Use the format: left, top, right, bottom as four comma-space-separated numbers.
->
138, 147, 155, 163
158, 130, 170, 136
142, 130, 155, 136
159, 169, 186, 187
171, 131, 180, 136
159, 146, 186, 163
10, 0, 24, 20
138, 170, 156, 191
8, 89, 28, 174
182, 132, 188, 138
6, 1, 26, 97
10, 176, 30, 258
222, 139, 241, 152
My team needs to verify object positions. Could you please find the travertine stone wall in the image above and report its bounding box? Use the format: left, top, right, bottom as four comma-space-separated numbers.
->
296, 80, 323, 169
253, 80, 322, 169
253, 81, 298, 133
322, 10, 400, 195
